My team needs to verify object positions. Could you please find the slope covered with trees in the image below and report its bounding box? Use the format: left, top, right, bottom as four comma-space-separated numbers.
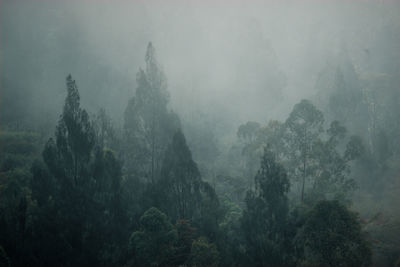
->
1, 40, 399, 266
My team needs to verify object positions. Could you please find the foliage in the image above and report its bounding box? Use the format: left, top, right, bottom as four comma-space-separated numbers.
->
158, 130, 202, 221
241, 147, 291, 266
237, 121, 260, 144
173, 219, 197, 265
237, 100, 363, 204
129, 207, 178, 266
284, 99, 324, 202
0, 40, 397, 267
29, 75, 126, 266
189, 237, 220, 267
297, 200, 371, 267
123, 43, 180, 182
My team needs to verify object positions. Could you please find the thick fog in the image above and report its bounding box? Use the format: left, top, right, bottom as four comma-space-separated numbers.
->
2, 0, 399, 131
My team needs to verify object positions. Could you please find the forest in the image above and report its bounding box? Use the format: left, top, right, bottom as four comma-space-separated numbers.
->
1, 1, 400, 266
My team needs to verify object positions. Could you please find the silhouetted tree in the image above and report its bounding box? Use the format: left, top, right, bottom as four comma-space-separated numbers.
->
31, 75, 125, 266
159, 130, 202, 221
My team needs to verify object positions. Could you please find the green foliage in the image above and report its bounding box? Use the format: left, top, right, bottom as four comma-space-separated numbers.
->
345, 135, 365, 161
92, 108, 120, 152
123, 43, 180, 181
241, 147, 291, 266
284, 99, 324, 202
0, 130, 40, 266
156, 130, 220, 243
198, 181, 220, 241
28, 75, 126, 266
308, 121, 360, 204
214, 174, 248, 207
44, 74, 95, 188
218, 197, 245, 266
298, 200, 371, 267
158, 130, 202, 221
173, 219, 197, 265
129, 207, 178, 266
0, 131, 39, 172
189, 237, 220, 267
237, 100, 363, 204
1, 39, 397, 267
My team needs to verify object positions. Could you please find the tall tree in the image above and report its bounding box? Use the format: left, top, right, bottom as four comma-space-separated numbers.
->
310, 121, 360, 203
238, 120, 285, 184
241, 147, 290, 266
31, 75, 125, 266
46, 74, 96, 188
284, 99, 324, 202
124, 43, 180, 182
158, 130, 203, 221
237, 100, 362, 203
92, 108, 119, 152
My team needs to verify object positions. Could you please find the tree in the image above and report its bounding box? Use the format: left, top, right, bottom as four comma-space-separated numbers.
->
158, 130, 203, 221
237, 121, 260, 145
237, 101, 362, 203
172, 219, 197, 265
298, 200, 371, 267
92, 108, 119, 152
31, 75, 98, 265
189, 237, 220, 267
124, 43, 180, 182
44, 74, 95, 188
129, 207, 177, 266
241, 147, 290, 266
31, 75, 126, 266
309, 121, 359, 203
284, 99, 324, 202
239, 120, 285, 184
0, 131, 40, 266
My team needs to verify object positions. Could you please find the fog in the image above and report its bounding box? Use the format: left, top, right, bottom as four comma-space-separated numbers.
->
1, 0, 400, 266
3, 1, 398, 127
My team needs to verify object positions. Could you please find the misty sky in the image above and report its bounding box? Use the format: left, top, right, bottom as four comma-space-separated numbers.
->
1, 0, 399, 131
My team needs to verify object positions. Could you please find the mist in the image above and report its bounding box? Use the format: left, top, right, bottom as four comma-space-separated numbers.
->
1, 0, 400, 266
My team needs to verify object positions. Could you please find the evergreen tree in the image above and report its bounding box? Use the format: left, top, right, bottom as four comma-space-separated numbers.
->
45, 74, 96, 188
124, 43, 180, 182
158, 130, 203, 221
31, 75, 125, 266
92, 108, 119, 152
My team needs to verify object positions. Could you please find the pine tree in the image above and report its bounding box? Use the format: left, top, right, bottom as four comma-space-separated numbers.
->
159, 130, 202, 221
124, 43, 180, 182
44, 74, 95, 188
31, 75, 125, 266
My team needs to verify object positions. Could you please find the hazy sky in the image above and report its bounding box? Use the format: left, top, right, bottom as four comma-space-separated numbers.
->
1, 0, 399, 130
